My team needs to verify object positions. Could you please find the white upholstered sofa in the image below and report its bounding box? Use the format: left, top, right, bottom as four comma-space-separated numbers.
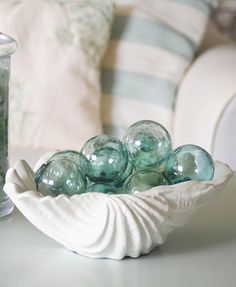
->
174, 5, 236, 170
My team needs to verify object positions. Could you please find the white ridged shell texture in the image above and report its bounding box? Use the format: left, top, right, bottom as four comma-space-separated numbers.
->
4, 154, 233, 260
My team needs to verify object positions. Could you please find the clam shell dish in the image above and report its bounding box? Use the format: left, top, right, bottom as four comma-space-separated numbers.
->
4, 152, 233, 260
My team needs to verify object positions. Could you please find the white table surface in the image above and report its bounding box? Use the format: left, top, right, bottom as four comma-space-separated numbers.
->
0, 147, 236, 287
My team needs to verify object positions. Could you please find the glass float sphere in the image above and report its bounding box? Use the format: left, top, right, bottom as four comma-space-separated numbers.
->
81, 135, 128, 183
113, 160, 133, 187
35, 157, 87, 196
49, 150, 87, 176
50, 150, 81, 163
164, 144, 215, 184
123, 120, 172, 171
86, 183, 119, 194
124, 170, 169, 193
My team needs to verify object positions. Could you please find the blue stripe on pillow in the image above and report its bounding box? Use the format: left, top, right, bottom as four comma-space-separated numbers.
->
101, 68, 176, 107
111, 15, 196, 60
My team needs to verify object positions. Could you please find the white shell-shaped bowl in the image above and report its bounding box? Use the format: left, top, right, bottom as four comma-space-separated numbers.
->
4, 153, 233, 260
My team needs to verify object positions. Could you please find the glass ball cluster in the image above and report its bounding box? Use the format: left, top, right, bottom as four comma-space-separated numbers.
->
35, 120, 215, 196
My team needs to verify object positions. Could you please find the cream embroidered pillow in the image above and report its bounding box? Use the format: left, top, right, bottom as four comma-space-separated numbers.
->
0, 0, 113, 150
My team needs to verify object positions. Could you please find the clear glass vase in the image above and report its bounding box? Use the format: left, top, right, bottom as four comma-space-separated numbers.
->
0, 33, 17, 217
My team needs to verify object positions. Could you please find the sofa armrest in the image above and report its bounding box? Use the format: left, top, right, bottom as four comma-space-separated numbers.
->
173, 45, 236, 168
213, 93, 236, 170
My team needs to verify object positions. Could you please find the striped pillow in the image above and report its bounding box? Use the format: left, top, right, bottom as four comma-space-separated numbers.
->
101, 0, 218, 139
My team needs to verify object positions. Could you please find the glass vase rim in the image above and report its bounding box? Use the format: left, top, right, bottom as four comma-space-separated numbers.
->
0, 32, 18, 57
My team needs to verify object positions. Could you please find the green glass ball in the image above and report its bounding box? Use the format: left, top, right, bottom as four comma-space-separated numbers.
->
49, 150, 87, 177
35, 157, 87, 196
50, 150, 81, 162
123, 120, 172, 171
81, 135, 128, 183
164, 144, 215, 184
124, 170, 169, 193
113, 160, 133, 187
86, 183, 119, 194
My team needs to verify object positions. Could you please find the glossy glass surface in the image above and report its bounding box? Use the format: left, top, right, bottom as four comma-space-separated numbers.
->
164, 144, 215, 184
124, 170, 169, 193
123, 120, 172, 171
113, 160, 133, 187
86, 183, 119, 194
35, 158, 87, 196
49, 150, 86, 175
50, 150, 81, 161
81, 135, 128, 182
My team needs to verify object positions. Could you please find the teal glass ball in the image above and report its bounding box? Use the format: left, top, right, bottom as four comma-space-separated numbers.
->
113, 160, 133, 187
164, 144, 215, 184
124, 170, 169, 193
81, 135, 128, 183
123, 120, 172, 171
86, 183, 119, 194
50, 150, 82, 163
35, 157, 87, 196
49, 150, 87, 176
